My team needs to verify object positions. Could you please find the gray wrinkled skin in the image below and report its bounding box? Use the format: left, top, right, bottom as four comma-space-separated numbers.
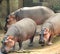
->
41, 13, 60, 36
1, 18, 37, 54
39, 13, 60, 45
10, 6, 55, 25
5, 18, 36, 40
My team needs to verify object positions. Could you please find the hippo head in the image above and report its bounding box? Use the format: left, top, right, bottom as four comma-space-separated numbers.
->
9, 14, 15, 21
39, 27, 51, 45
8, 15, 17, 24
4, 15, 17, 32
1, 36, 15, 54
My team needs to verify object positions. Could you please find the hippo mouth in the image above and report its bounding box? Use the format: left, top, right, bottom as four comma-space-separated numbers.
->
1, 40, 9, 54
1, 47, 8, 54
39, 28, 45, 46
39, 27, 51, 46
1, 50, 8, 54
0, 51, 5, 54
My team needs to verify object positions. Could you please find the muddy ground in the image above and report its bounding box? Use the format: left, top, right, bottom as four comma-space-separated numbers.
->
0, 31, 60, 54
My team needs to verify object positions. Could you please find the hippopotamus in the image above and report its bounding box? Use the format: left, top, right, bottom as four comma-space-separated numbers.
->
39, 13, 60, 46
1, 18, 36, 54
4, 6, 55, 32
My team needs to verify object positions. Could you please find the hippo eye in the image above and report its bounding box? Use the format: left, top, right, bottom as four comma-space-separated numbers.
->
1, 41, 4, 44
1, 40, 6, 44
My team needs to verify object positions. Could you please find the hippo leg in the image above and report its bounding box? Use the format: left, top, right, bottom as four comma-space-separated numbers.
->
28, 30, 36, 47
12, 44, 15, 51
18, 41, 22, 50
47, 36, 53, 45
29, 35, 34, 47
29, 32, 36, 47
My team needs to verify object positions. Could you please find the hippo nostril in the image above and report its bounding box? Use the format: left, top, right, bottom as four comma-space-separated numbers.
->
1, 50, 8, 54
1, 48, 8, 54
39, 40, 44, 44
39, 40, 45, 46
0, 51, 3, 54
39, 41, 42, 44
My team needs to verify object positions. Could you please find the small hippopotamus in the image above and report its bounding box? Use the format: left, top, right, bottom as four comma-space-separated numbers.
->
1, 18, 36, 54
39, 13, 60, 46
4, 6, 55, 32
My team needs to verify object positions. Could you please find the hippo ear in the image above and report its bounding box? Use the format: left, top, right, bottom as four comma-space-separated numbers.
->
1, 40, 7, 44
1, 40, 4, 43
44, 28, 49, 34
1, 38, 5, 44
9, 15, 15, 19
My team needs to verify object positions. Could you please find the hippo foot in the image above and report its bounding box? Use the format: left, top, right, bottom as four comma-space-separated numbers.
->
19, 48, 25, 52
19, 49, 27, 53
47, 42, 53, 46
17, 48, 21, 51
10, 48, 16, 52
39, 41, 45, 44
28, 43, 33, 47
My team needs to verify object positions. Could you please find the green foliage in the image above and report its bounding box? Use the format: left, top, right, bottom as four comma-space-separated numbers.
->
52, 0, 60, 10
53, 5, 60, 10
33, 0, 39, 3
52, 5, 60, 12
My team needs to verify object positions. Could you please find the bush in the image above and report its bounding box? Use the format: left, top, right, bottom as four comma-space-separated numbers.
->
53, 6, 60, 10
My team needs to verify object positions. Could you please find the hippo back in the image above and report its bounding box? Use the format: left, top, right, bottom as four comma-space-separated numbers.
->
15, 6, 55, 24
42, 13, 60, 34
14, 18, 36, 36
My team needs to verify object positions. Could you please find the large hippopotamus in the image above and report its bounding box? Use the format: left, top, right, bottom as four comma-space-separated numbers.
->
1, 18, 36, 54
4, 6, 55, 32
39, 13, 60, 46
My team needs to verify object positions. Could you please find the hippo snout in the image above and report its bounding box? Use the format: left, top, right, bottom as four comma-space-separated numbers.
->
0, 51, 3, 54
39, 40, 45, 46
1, 50, 8, 54
0, 50, 7, 54
1, 47, 8, 54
